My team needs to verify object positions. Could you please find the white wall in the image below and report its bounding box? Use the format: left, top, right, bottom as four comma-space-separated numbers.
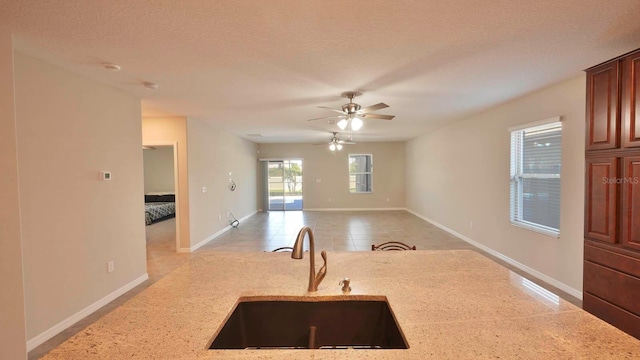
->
14, 52, 148, 342
143, 146, 175, 194
257, 142, 405, 210
406, 75, 585, 294
187, 119, 258, 248
0, 31, 27, 360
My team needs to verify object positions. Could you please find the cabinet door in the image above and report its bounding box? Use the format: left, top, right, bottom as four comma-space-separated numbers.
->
622, 52, 640, 148
622, 156, 640, 250
585, 156, 619, 243
586, 61, 620, 150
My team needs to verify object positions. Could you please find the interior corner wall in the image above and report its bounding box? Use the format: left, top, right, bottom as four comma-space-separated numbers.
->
0, 31, 27, 360
142, 117, 190, 249
14, 51, 148, 341
143, 146, 175, 193
405, 75, 585, 292
256, 142, 405, 210
186, 118, 257, 246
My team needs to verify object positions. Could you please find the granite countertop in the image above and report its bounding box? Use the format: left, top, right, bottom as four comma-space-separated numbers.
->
43, 250, 640, 359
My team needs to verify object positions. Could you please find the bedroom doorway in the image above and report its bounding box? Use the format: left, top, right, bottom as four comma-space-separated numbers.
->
268, 160, 303, 211
142, 143, 180, 255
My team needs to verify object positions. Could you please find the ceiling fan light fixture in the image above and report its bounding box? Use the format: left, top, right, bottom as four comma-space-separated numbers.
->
337, 144, 343, 150
337, 119, 348, 130
329, 143, 336, 151
351, 117, 363, 131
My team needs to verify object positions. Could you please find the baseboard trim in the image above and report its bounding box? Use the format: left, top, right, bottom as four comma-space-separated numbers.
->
303, 207, 406, 211
405, 208, 583, 300
27, 273, 149, 351
190, 211, 258, 252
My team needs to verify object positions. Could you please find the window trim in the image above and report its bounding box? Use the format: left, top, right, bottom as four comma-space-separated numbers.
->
509, 117, 562, 238
348, 153, 373, 194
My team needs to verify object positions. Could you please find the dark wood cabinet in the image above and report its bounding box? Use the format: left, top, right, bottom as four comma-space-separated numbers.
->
585, 156, 618, 244
584, 48, 640, 340
586, 61, 619, 150
622, 52, 640, 148
622, 156, 640, 251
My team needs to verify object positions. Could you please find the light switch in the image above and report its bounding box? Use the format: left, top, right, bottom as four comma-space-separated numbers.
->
100, 171, 112, 181
316, 178, 322, 183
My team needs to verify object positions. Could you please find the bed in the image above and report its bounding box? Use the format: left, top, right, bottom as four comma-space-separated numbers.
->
144, 194, 176, 225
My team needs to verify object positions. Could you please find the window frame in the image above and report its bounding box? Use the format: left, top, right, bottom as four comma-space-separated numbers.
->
509, 117, 562, 238
348, 154, 373, 194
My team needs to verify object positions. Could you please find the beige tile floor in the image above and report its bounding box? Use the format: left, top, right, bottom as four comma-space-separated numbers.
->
29, 210, 582, 359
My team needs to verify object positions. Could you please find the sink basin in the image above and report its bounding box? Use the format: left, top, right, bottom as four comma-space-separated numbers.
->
208, 296, 408, 350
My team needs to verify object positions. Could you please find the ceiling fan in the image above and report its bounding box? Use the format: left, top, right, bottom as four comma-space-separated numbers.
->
307, 91, 395, 131
313, 132, 356, 152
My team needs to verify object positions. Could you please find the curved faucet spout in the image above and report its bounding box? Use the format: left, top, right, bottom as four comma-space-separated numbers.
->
292, 226, 327, 292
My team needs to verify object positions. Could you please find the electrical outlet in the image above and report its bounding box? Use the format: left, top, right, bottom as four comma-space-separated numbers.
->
386, 197, 390, 202
328, 198, 332, 202
202, 186, 207, 193
107, 261, 114, 273
470, 221, 474, 229
218, 214, 222, 221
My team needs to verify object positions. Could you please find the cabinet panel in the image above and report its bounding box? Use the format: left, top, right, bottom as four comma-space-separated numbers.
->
585, 243, 640, 277
585, 157, 619, 243
584, 261, 640, 316
583, 292, 640, 339
622, 156, 640, 250
623, 52, 640, 148
586, 62, 620, 150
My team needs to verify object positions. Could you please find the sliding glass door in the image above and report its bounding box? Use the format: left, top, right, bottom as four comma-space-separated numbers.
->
268, 160, 303, 211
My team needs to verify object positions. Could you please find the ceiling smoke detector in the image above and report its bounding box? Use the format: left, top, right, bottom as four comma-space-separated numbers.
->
142, 82, 159, 90
102, 62, 121, 71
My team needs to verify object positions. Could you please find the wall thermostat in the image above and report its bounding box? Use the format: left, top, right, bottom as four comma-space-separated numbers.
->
100, 171, 112, 181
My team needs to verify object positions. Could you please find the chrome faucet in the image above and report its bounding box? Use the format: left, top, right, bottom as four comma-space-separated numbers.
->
291, 226, 327, 292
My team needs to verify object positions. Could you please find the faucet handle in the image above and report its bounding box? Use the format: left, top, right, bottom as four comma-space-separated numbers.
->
339, 277, 351, 293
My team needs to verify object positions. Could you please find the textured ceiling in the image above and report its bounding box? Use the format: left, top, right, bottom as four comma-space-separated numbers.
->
3, 1, 640, 143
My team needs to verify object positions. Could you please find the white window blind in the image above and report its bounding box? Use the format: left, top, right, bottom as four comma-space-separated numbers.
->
510, 120, 562, 237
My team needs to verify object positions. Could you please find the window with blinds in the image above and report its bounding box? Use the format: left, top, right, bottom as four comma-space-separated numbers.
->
509, 120, 562, 237
349, 154, 373, 193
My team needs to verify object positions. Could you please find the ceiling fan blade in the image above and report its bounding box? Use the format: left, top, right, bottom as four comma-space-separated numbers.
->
318, 106, 346, 114
312, 142, 329, 145
338, 141, 356, 145
357, 103, 389, 114
307, 114, 345, 121
361, 113, 395, 120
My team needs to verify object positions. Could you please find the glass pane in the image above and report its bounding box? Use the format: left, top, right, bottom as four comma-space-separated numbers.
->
268, 162, 284, 182
354, 174, 372, 192
268, 162, 284, 211
283, 160, 303, 211
349, 155, 371, 174
349, 154, 372, 193
521, 178, 560, 230
522, 128, 561, 175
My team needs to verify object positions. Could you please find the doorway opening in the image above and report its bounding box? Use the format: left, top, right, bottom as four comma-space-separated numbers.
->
268, 160, 303, 211
142, 144, 180, 254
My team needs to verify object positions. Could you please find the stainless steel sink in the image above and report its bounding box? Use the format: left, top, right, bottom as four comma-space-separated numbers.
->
208, 297, 408, 350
